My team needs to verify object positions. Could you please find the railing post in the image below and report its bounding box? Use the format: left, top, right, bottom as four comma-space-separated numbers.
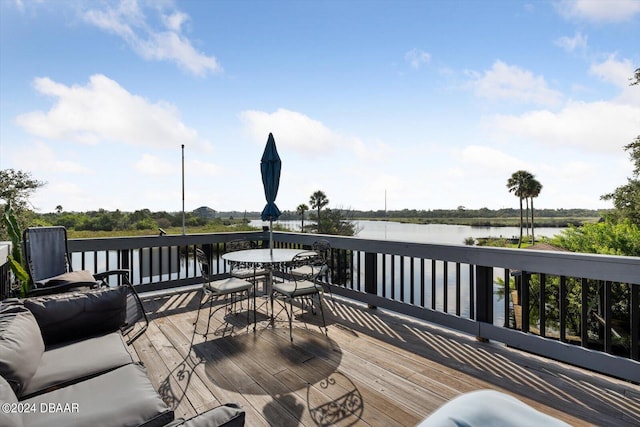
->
120, 249, 130, 286
364, 252, 377, 309
631, 283, 639, 361
521, 272, 530, 333
475, 265, 493, 341
202, 244, 214, 268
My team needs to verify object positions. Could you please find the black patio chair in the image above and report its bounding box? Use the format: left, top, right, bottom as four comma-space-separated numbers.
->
225, 239, 269, 292
271, 251, 328, 342
193, 248, 255, 338
21, 226, 148, 345
290, 239, 333, 300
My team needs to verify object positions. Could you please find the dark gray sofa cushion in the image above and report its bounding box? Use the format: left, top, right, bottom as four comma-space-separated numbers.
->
22, 363, 173, 427
21, 332, 133, 398
0, 375, 23, 427
0, 304, 45, 396
23, 286, 127, 346
167, 404, 246, 427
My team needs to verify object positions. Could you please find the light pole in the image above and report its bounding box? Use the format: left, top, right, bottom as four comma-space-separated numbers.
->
181, 144, 185, 235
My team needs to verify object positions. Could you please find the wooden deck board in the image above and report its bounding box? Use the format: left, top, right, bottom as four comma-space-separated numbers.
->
131, 290, 640, 426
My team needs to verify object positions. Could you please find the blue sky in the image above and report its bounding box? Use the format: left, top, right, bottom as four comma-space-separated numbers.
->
1, 0, 639, 215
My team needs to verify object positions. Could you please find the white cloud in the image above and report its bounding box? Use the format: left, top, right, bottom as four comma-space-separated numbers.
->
239, 108, 393, 163
405, 48, 431, 69
556, 0, 640, 22
469, 60, 563, 107
189, 159, 222, 176
163, 11, 189, 32
135, 154, 174, 175
19, 141, 93, 174
16, 74, 209, 150
555, 160, 594, 180
83, 0, 221, 76
239, 108, 346, 154
590, 54, 637, 89
457, 145, 528, 173
490, 100, 640, 152
31, 180, 90, 212
555, 31, 588, 53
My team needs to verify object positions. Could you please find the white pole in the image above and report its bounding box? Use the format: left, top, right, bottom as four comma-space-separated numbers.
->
181, 144, 185, 236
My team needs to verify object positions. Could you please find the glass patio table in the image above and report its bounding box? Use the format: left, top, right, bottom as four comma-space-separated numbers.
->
222, 248, 307, 269
222, 248, 312, 323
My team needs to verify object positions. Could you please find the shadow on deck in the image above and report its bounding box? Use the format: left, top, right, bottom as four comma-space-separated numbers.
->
130, 289, 640, 427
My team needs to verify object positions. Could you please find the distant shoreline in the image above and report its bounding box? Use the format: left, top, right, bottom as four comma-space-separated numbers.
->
356, 217, 599, 228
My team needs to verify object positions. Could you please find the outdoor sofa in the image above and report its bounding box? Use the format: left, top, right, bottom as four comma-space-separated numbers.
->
0, 286, 245, 427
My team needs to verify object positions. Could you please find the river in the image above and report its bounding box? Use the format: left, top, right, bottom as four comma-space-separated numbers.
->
251, 219, 564, 245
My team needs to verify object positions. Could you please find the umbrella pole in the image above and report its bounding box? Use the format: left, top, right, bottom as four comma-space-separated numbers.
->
269, 219, 273, 256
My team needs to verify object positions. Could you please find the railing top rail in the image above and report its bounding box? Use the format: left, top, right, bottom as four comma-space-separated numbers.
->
65, 230, 639, 284
272, 232, 640, 284
68, 230, 268, 251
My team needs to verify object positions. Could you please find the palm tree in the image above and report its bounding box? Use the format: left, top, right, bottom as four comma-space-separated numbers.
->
528, 178, 543, 244
296, 203, 308, 232
507, 170, 533, 248
309, 190, 329, 233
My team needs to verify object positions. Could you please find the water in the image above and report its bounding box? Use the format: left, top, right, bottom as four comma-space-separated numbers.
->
251, 219, 564, 245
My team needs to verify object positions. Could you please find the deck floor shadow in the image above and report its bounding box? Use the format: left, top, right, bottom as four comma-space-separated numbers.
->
130, 290, 640, 426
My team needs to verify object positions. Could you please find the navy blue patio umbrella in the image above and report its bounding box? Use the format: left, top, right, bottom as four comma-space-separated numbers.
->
260, 133, 282, 252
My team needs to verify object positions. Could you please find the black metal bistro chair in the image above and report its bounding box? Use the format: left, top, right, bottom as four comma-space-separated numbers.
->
271, 251, 328, 342
193, 248, 255, 338
290, 239, 333, 300
225, 239, 269, 292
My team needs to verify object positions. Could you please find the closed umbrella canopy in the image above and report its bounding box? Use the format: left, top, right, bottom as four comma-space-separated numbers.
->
260, 133, 282, 222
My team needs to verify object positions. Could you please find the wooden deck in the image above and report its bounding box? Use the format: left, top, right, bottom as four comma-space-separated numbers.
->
129, 289, 640, 426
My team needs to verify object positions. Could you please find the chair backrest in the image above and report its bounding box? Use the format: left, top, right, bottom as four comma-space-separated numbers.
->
290, 251, 327, 281
195, 248, 211, 279
312, 239, 331, 262
22, 226, 71, 284
121, 282, 149, 345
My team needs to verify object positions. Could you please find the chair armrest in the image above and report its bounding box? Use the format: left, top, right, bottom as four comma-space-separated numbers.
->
93, 269, 131, 283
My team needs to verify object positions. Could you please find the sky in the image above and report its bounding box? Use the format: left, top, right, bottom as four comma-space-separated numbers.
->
1, 0, 639, 215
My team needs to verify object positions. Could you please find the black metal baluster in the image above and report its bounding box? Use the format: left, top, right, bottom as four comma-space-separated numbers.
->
522, 272, 530, 333
431, 259, 436, 310
631, 283, 639, 361
504, 268, 510, 327
540, 273, 546, 337
455, 262, 461, 316
381, 254, 386, 299
604, 281, 612, 354
560, 276, 567, 342
420, 258, 425, 308
443, 261, 448, 313
581, 278, 589, 347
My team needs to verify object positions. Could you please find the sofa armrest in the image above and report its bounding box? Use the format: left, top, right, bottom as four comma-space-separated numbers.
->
23, 286, 127, 346
165, 404, 245, 427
